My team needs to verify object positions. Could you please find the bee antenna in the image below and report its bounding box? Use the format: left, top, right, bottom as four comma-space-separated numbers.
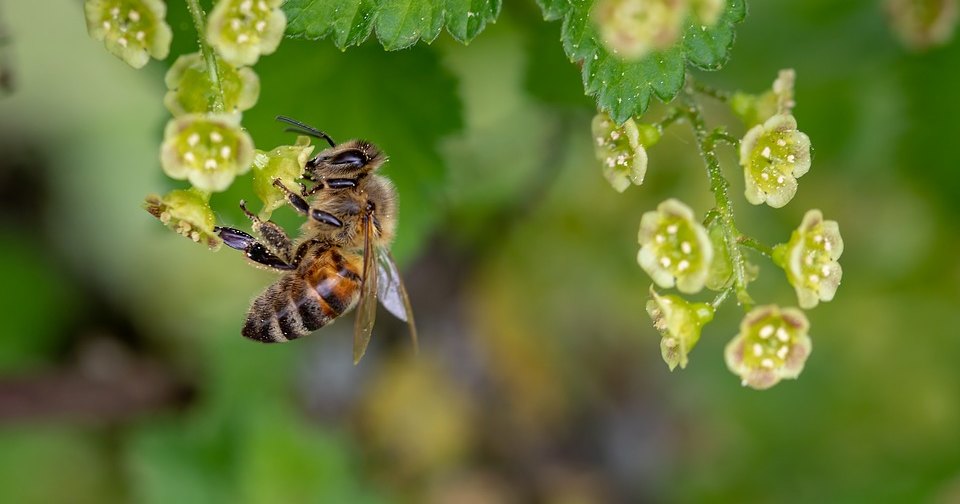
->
276, 115, 336, 147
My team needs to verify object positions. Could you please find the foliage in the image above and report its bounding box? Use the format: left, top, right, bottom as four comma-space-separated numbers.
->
282, 0, 502, 50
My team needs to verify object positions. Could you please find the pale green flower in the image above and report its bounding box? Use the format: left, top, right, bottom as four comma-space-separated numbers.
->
774, 209, 844, 309
592, 0, 687, 60
637, 199, 713, 293
207, 0, 286, 66
160, 113, 255, 192
591, 113, 655, 192
740, 114, 811, 208
252, 136, 316, 218
84, 0, 172, 69
731, 69, 796, 127
725, 305, 812, 390
164, 52, 260, 115
144, 188, 221, 249
647, 288, 714, 370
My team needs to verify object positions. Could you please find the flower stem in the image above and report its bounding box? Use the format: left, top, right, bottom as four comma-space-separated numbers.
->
185, 0, 225, 112
691, 80, 732, 102
682, 90, 754, 310
654, 107, 686, 133
711, 286, 734, 310
738, 235, 774, 258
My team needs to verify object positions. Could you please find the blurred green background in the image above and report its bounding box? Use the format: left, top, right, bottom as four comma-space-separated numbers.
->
2, 0, 960, 502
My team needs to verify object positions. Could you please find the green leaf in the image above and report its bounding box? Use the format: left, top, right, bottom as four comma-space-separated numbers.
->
283, 0, 502, 50
543, 0, 747, 123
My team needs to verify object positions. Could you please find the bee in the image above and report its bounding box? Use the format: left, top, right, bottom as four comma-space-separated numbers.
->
215, 116, 417, 364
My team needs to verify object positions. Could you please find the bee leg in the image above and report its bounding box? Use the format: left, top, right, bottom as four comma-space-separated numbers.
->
238, 200, 295, 262
214, 226, 295, 271
272, 179, 312, 214
272, 179, 343, 228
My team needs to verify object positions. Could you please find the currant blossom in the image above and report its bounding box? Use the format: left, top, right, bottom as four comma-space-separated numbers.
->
144, 188, 221, 249
160, 113, 255, 192
773, 209, 844, 309
740, 114, 811, 208
592, 113, 657, 192
638, 199, 713, 293
592, 0, 687, 60
207, 0, 286, 66
252, 136, 315, 218
84, 0, 172, 69
647, 288, 715, 370
164, 52, 260, 115
731, 69, 796, 127
725, 305, 811, 390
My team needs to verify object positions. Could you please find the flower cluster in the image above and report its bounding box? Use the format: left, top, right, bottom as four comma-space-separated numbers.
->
207, 0, 287, 66
637, 199, 713, 293
591, 113, 658, 192
774, 210, 844, 309
739, 114, 811, 208
84, 0, 172, 68
725, 305, 811, 390
592, 0, 726, 60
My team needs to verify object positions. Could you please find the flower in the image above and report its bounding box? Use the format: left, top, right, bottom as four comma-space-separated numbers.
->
252, 136, 315, 218
84, 0, 172, 69
885, 0, 958, 50
160, 113, 255, 192
207, 0, 286, 66
731, 69, 796, 127
739, 114, 811, 208
164, 52, 260, 115
773, 209, 844, 309
591, 113, 657, 192
646, 288, 714, 370
592, 0, 687, 60
637, 199, 713, 293
144, 188, 221, 249
724, 305, 811, 390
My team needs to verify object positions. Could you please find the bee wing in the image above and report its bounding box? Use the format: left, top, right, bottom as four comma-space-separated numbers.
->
376, 249, 419, 353
353, 213, 378, 365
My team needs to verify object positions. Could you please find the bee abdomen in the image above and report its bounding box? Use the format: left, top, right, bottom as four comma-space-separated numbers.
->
242, 253, 361, 343
243, 276, 324, 343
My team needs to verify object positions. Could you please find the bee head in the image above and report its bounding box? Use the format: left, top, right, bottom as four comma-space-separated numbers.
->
306, 140, 385, 179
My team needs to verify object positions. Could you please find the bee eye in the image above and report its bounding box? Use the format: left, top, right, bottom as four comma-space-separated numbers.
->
330, 149, 367, 168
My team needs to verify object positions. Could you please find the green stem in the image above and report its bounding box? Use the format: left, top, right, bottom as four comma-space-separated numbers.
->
654, 107, 686, 133
711, 286, 734, 310
738, 235, 774, 258
186, 0, 225, 112
682, 92, 754, 310
691, 80, 732, 102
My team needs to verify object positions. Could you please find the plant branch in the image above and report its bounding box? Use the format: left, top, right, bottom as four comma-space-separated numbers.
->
682, 91, 753, 310
186, 0, 225, 112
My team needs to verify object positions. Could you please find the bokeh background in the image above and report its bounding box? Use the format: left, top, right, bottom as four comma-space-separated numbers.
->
2, 0, 960, 502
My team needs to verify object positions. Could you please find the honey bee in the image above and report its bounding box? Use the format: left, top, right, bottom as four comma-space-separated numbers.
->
215, 116, 417, 364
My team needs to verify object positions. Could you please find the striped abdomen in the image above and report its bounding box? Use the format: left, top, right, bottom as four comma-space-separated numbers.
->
242, 248, 363, 343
